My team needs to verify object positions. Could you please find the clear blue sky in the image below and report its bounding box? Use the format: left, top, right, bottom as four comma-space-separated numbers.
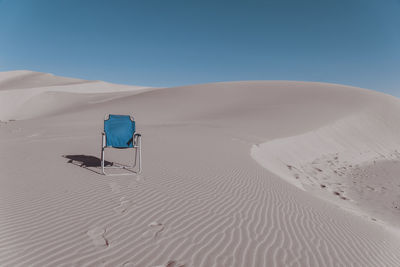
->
0, 0, 399, 95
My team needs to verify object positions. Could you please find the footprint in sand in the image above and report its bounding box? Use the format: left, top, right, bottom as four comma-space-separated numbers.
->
113, 197, 133, 214
109, 182, 122, 194
392, 201, 400, 210
154, 260, 185, 267
27, 133, 40, 138
136, 174, 144, 182
141, 221, 165, 239
87, 227, 109, 247
128, 176, 145, 189
11, 128, 22, 133
122, 262, 135, 267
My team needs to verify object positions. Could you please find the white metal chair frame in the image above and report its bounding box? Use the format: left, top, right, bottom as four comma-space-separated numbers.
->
101, 115, 142, 176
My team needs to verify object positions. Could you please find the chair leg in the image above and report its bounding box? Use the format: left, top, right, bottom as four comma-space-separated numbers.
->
101, 148, 105, 175
138, 135, 142, 174
133, 145, 138, 169
101, 133, 106, 175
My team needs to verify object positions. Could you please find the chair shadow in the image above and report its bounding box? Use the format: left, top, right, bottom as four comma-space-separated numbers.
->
63, 155, 113, 175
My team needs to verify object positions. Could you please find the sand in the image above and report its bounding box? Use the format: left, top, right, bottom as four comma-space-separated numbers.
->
1, 71, 400, 266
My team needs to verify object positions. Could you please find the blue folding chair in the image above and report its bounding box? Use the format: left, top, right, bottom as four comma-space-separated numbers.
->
101, 114, 142, 175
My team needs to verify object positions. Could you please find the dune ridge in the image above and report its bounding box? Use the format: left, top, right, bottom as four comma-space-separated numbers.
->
1, 72, 400, 266
0, 70, 90, 91
252, 94, 400, 228
0, 71, 152, 121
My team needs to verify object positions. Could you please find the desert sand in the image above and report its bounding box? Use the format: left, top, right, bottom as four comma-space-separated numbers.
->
1, 70, 400, 266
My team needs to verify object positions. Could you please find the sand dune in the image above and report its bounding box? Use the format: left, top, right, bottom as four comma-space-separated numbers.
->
0, 70, 151, 121
1, 72, 400, 266
251, 88, 400, 228
0, 70, 89, 91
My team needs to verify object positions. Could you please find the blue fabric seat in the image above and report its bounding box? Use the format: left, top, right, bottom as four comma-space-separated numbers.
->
104, 115, 135, 148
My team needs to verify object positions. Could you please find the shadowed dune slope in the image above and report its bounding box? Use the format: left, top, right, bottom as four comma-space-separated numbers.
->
1, 76, 400, 266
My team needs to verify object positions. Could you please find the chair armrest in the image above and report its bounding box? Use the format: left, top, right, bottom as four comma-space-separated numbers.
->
101, 132, 106, 148
133, 133, 141, 147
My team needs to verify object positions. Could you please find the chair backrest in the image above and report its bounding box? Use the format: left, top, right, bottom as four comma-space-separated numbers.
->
104, 115, 135, 148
